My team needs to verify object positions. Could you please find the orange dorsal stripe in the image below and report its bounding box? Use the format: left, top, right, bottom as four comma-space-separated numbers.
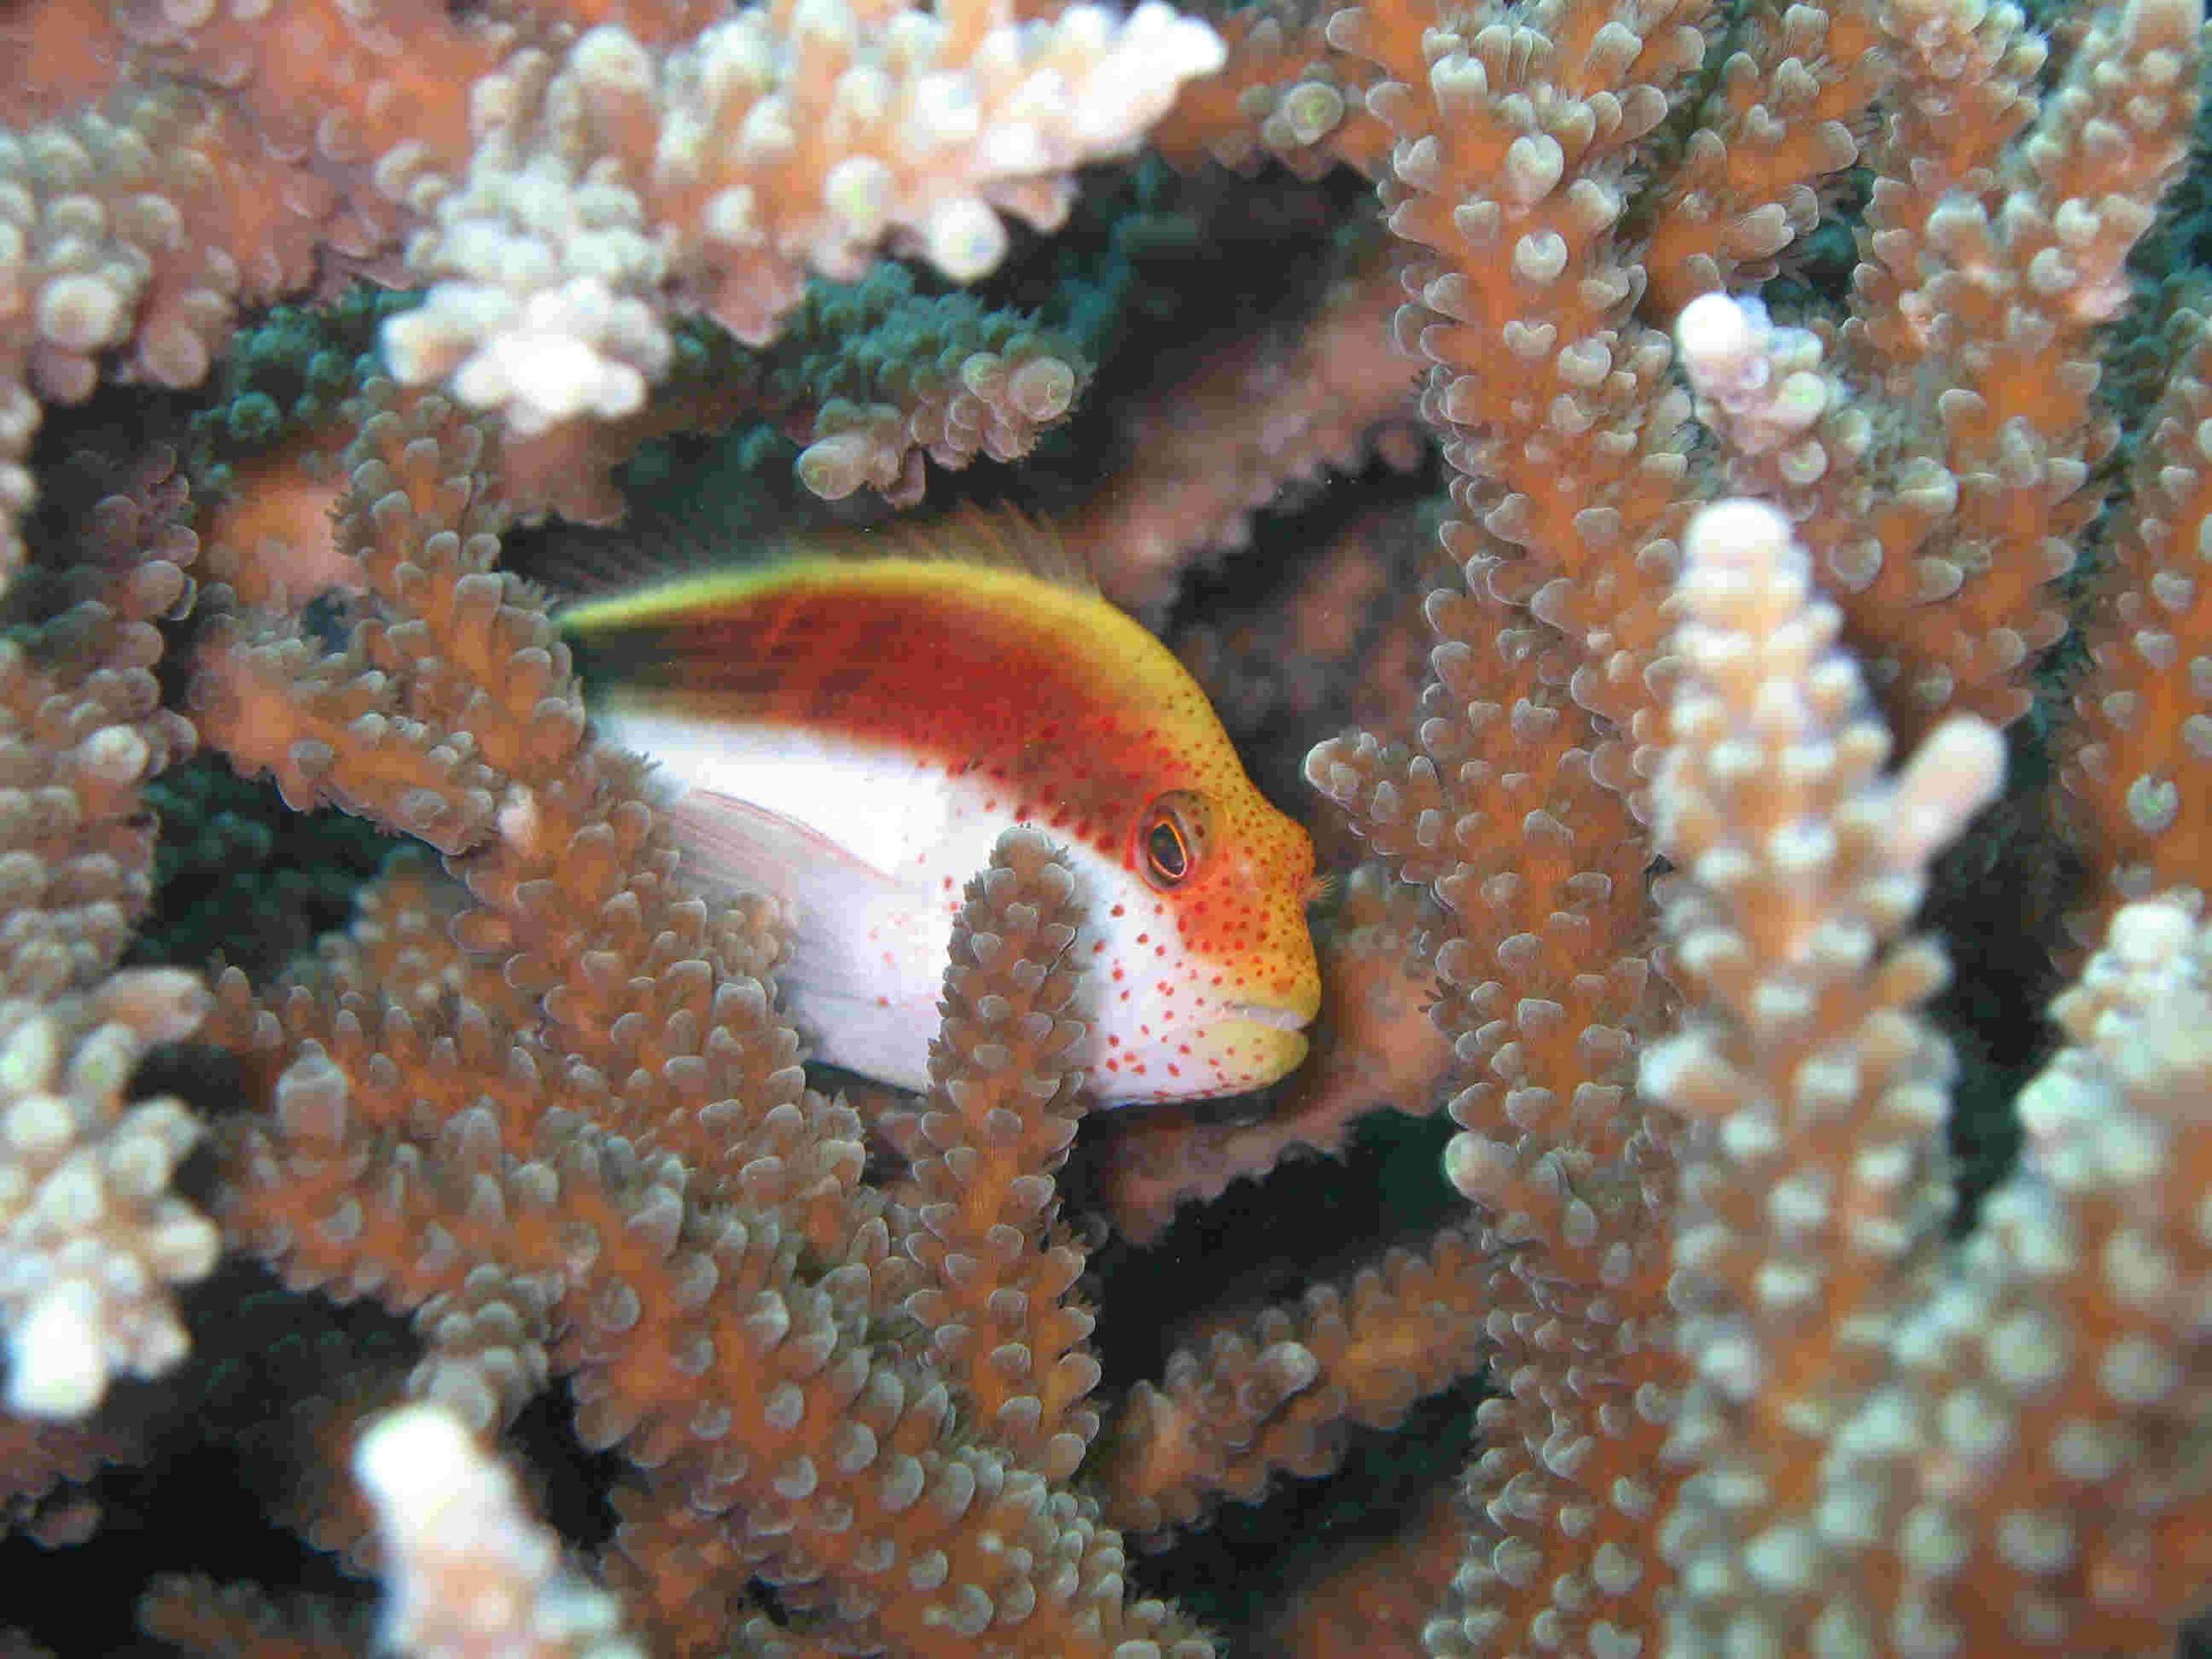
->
561, 557, 1245, 855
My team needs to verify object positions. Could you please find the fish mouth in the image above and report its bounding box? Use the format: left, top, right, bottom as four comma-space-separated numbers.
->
1225, 999, 1315, 1033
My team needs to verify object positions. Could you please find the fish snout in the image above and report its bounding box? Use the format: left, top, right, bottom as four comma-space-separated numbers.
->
1225, 953, 1323, 1031
1218, 964, 1321, 1086
1209, 1012, 1310, 1091
1224, 997, 1316, 1033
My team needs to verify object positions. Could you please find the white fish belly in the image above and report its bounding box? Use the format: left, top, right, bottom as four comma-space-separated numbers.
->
599, 703, 1064, 1089
594, 703, 1297, 1103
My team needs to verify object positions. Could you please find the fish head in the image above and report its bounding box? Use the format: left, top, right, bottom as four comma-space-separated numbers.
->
1079, 779, 1322, 1103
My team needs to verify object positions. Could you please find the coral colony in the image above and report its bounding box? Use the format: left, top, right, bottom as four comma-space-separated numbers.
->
4, 0, 2212, 1652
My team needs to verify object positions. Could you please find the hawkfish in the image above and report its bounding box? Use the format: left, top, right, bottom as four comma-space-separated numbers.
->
558, 514, 1322, 1104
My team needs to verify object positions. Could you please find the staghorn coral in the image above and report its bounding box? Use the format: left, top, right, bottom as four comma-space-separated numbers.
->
7, 0, 2212, 1653
352, 1404, 642, 1658
0, 0, 1231, 572
0, 969, 219, 1420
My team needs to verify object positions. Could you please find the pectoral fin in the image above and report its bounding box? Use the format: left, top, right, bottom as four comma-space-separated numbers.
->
666, 786, 900, 903
664, 787, 946, 1090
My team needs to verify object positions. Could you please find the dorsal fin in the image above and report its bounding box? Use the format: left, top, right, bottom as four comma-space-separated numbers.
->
811, 504, 1098, 596
550, 503, 1094, 630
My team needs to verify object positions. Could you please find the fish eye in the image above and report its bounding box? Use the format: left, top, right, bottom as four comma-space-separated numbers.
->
1137, 792, 1210, 889
1148, 818, 1189, 883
